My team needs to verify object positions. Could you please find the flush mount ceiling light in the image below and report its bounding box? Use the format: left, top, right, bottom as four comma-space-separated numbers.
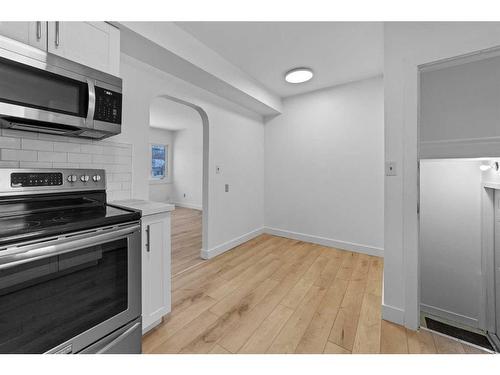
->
284, 67, 314, 84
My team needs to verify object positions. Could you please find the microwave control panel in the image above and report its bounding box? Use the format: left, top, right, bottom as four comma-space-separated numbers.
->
94, 86, 122, 124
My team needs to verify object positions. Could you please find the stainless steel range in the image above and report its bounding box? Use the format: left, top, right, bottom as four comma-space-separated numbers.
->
0, 168, 142, 354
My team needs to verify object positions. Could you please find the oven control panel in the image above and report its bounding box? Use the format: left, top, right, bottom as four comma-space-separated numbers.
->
11, 172, 63, 187
1, 168, 106, 194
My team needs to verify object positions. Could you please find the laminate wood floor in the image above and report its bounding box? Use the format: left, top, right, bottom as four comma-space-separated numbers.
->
171, 207, 203, 277
144, 234, 490, 354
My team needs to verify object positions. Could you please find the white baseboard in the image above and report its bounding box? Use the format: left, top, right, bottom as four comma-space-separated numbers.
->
200, 227, 265, 260
173, 202, 202, 211
263, 227, 384, 257
382, 303, 405, 325
420, 303, 479, 329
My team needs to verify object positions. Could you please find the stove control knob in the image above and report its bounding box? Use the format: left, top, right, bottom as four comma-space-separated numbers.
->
67, 175, 77, 183
80, 175, 90, 182
92, 174, 102, 182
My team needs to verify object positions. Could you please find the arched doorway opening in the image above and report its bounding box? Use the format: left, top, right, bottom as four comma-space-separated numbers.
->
148, 95, 209, 276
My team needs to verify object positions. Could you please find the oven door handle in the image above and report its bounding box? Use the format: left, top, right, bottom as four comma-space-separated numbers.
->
0, 224, 140, 270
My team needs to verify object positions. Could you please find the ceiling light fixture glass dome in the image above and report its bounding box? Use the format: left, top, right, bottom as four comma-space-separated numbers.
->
285, 67, 314, 84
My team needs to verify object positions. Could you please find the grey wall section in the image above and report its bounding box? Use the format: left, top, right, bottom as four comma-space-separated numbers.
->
420, 53, 500, 158
419, 159, 482, 327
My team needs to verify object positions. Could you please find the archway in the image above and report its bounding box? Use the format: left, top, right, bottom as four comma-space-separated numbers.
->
148, 95, 209, 275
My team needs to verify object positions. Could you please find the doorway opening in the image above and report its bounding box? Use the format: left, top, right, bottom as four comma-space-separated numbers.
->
148, 95, 209, 277
417, 47, 500, 352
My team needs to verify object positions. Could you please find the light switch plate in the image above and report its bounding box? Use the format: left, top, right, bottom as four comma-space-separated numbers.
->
385, 161, 397, 176
216, 165, 222, 174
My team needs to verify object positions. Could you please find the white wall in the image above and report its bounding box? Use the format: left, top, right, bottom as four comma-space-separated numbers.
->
264, 76, 384, 256
419, 159, 482, 327
116, 53, 265, 256
148, 127, 174, 203
172, 125, 203, 210
384, 22, 500, 328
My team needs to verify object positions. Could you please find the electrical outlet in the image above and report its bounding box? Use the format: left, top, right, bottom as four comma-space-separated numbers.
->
385, 161, 397, 176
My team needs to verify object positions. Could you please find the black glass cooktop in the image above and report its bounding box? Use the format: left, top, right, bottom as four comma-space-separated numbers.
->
0, 191, 140, 247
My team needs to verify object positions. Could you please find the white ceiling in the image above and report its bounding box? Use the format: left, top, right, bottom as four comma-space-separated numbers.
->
149, 97, 201, 131
175, 22, 384, 98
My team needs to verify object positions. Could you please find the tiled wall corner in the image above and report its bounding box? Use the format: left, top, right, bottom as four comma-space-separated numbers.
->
0, 128, 133, 202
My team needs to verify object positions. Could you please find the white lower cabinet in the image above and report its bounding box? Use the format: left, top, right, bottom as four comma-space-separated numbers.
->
141, 212, 172, 333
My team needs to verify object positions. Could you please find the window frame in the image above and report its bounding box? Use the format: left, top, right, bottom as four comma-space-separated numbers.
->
150, 143, 168, 181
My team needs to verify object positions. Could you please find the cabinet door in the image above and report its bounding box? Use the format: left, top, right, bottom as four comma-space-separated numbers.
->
0, 21, 47, 50
47, 22, 120, 76
142, 214, 171, 333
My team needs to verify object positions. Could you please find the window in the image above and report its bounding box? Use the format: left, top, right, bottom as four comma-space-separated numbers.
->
151, 144, 167, 179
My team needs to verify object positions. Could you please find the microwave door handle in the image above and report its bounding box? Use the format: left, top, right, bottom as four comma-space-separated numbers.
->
86, 79, 96, 125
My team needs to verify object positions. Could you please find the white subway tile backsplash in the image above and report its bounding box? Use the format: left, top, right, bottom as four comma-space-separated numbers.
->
79, 163, 103, 169
0, 136, 21, 149
68, 153, 92, 163
21, 139, 54, 151
110, 173, 132, 182
38, 133, 88, 144
20, 161, 53, 168
121, 181, 132, 190
38, 151, 67, 162
102, 145, 133, 156
1, 149, 37, 161
0, 161, 20, 168
2, 128, 39, 139
108, 190, 132, 202
54, 142, 81, 153
0, 130, 132, 197
80, 144, 103, 154
103, 164, 130, 173
53, 162, 80, 168
107, 182, 122, 191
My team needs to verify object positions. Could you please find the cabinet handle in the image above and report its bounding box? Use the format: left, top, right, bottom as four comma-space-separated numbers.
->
55, 21, 60, 47
146, 225, 150, 252
36, 21, 42, 40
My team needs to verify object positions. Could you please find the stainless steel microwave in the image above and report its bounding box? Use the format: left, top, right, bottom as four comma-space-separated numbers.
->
0, 36, 122, 139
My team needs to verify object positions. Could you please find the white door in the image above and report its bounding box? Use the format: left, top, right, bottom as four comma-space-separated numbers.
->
47, 22, 120, 76
0, 21, 47, 50
142, 214, 171, 332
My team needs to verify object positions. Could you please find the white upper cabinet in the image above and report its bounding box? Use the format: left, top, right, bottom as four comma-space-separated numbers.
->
0, 21, 120, 77
0, 21, 47, 50
47, 22, 120, 76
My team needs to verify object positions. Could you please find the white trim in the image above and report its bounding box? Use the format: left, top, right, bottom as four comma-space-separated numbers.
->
200, 227, 265, 260
173, 202, 203, 211
420, 303, 479, 329
420, 138, 500, 159
382, 304, 405, 325
263, 227, 384, 257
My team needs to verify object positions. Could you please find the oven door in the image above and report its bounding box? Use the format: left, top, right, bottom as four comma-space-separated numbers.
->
0, 222, 141, 354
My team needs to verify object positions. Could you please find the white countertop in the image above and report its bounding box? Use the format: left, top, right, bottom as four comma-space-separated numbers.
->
111, 199, 175, 216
